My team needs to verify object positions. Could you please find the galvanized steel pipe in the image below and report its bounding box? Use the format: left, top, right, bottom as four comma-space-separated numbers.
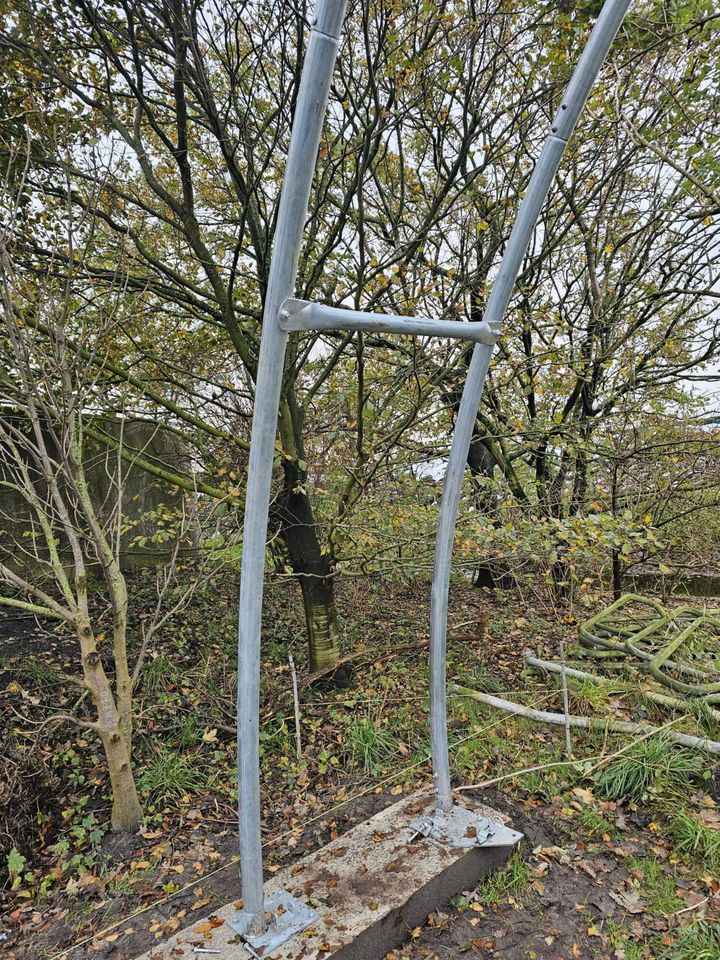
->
236, 0, 348, 930
429, 0, 633, 812
279, 298, 500, 344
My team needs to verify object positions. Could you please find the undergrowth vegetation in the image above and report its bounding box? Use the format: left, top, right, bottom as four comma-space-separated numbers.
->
593, 735, 706, 803
662, 920, 720, 960
478, 850, 531, 906
2, 575, 719, 960
670, 811, 720, 873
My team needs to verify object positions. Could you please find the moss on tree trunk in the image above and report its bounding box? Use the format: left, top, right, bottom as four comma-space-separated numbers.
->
276, 402, 341, 671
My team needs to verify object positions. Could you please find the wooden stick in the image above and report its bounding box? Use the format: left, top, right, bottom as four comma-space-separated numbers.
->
452, 685, 720, 755
559, 639, 572, 758
288, 654, 302, 760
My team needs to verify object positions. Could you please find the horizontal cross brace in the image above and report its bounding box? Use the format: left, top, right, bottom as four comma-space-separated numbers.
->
278, 298, 500, 345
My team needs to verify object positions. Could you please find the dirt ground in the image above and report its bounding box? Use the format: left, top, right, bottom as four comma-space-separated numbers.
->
1, 577, 718, 960
7, 784, 717, 960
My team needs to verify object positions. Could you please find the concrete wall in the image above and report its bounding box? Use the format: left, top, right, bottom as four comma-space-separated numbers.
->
0, 417, 196, 574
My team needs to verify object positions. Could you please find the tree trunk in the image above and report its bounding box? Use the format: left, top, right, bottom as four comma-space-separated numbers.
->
610, 465, 622, 600
101, 726, 144, 832
612, 550, 623, 600
275, 484, 341, 672
276, 402, 341, 673
79, 621, 143, 832
467, 434, 514, 590
300, 573, 340, 673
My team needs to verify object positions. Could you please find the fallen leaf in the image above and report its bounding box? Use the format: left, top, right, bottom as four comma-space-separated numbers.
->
194, 917, 224, 934
609, 889, 645, 914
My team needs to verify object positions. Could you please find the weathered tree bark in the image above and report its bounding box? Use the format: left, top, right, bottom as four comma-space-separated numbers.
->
78, 620, 143, 832
101, 726, 144, 832
275, 402, 341, 673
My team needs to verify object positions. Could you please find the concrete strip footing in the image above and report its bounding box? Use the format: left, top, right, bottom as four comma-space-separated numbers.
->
137, 789, 522, 960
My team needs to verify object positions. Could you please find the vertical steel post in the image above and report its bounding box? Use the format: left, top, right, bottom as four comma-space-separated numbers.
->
429, 0, 632, 813
236, 0, 347, 932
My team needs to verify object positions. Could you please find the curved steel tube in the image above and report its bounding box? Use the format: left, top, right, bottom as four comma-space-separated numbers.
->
238, 0, 633, 933
429, 0, 633, 811
237, 0, 347, 929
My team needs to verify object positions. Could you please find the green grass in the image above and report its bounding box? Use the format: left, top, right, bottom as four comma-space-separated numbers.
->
462, 663, 503, 694
568, 677, 616, 713
670, 811, 720, 872
627, 857, 683, 916
171, 714, 205, 748
686, 700, 720, 739
594, 734, 704, 803
452, 729, 508, 776
16, 657, 61, 689
345, 715, 396, 775
606, 920, 649, 960
578, 805, 617, 838
662, 920, 720, 960
140, 654, 182, 695
138, 749, 213, 801
478, 850, 530, 905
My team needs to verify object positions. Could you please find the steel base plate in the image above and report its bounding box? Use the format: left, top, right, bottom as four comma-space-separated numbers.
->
228, 890, 318, 956
409, 803, 523, 849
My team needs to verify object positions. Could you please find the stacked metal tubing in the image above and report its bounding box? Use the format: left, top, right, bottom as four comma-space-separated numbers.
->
236, 0, 633, 934
579, 594, 720, 700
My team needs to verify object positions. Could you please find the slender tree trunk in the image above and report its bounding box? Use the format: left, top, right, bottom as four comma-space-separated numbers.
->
612, 550, 623, 600
275, 482, 341, 672
467, 435, 514, 590
610, 463, 622, 600
300, 573, 340, 673
78, 621, 143, 832
100, 725, 144, 832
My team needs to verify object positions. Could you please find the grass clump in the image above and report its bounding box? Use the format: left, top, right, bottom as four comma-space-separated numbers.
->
16, 658, 61, 689
627, 857, 683, 916
140, 654, 182, 695
670, 811, 720, 872
579, 805, 617, 838
568, 677, 615, 714
478, 850, 530, 905
594, 734, 704, 803
661, 920, 720, 960
606, 920, 649, 960
138, 748, 212, 801
464, 663, 503, 694
346, 715, 396, 775
689, 700, 720, 738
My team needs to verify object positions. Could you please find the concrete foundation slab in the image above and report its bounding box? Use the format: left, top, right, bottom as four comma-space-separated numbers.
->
137, 789, 522, 960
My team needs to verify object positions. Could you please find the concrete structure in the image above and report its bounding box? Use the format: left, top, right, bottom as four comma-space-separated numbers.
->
137, 790, 522, 960
0, 416, 194, 573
